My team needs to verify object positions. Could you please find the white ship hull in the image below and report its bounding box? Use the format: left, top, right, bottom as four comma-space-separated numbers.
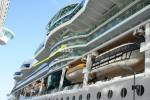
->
29, 73, 149, 100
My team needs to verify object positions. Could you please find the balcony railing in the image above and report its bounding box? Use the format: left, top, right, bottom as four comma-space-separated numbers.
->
47, 0, 85, 35
87, 0, 150, 42
49, 39, 87, 56
46, 0, 138, 54
53, 51, 86, 62
48, 3, 78, 28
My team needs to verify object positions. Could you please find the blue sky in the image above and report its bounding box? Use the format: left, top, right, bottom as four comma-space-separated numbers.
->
0, 0, 81, 99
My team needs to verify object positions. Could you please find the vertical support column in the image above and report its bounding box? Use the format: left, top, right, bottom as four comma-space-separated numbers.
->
15, 91, 21, 100
83, 53, 93, 86
11, 94, 16, 100
19, 89, 23, 99
39, 79, 44, 95
145, 23, 150, 75
59, 67, 66, 90
24, 88, 27, 97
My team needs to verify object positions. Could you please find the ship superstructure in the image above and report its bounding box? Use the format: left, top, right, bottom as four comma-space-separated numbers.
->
11, 0, 150, 100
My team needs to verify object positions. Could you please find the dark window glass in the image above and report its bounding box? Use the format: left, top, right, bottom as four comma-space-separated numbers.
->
22, 64, 30, 68
87, 93, 90, 100
79, 95, 82, 100
66, 97, 69, 100
121, 88, 127, 98
107, 90, 113, 99
136, 85, 144, 96
72, 96, 75, 100
15, 72, 21, 75
97, 92, 101, 100
61, 98, 63, 100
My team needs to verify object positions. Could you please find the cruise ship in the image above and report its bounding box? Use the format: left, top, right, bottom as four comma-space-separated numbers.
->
11, 0, 150, 100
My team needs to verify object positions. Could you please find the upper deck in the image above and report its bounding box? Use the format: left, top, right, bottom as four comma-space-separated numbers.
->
34, 0, 129, 61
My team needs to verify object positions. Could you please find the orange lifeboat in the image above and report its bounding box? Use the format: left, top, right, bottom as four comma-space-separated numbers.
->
66, 64, 86, 83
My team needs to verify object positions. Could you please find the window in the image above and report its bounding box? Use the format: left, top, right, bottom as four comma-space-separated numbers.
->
79, 95, 82, 100
121, 88, 127, 98
107, 90, 113, 99
61, 98, 63, 100
87, 93, 91, 100
136, 85, 144, 96
66, 97, 69, 100
97, 92, 101, 100
72, 96, 75, 100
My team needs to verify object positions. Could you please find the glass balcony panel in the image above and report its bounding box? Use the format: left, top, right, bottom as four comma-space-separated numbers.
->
47, 1, 85, 34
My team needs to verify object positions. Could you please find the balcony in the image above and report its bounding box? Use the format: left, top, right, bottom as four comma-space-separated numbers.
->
20, 64, 30, 70
14, 71, 22, 81
14, 72, 22, 76
47, 3, 79, 28
53, 50, 86, 62
50, 39, 88, 56
88, 0, 150, 42
47, 0, 85, 35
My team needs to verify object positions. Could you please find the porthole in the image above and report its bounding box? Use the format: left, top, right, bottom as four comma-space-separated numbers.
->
72, 96, 75, 100
107, 90, 113, 99
66, 97, 69, 100
136, 85, 144, 96
79, 95, 82, 100
97, 92, 101, 100
121, 88, 127, 98
87, 93, 91, 100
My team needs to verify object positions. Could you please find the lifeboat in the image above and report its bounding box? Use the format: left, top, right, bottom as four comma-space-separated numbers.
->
91, 43, 144, 79
66, 43, 144, 83
66, 64, 86, 83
